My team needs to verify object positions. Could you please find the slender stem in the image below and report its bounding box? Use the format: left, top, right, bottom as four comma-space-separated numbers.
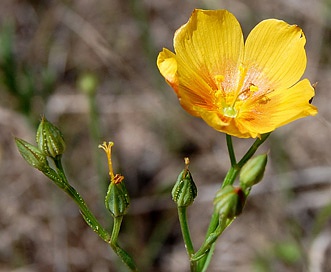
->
200, 243, 215, 272
52, 158, 110, 241
111, 216, 123, 244
196, 163, 238, 270
226, 134, 236, 166
53, 158, 138, 271
196, 132, 271, 271
110, 217, 139, 271
200, 219, 233, 272
221, 165, 240, 188
178, 206, 196, 271
65, 184, 112, 242
191, 218, 232, 261
237, 132, 271, 168
196, 167, 238, 270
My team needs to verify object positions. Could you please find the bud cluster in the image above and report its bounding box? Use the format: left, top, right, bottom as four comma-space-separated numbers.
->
16, 117, 66, 172
214, 154, 268, 220
15, 117, 68, 187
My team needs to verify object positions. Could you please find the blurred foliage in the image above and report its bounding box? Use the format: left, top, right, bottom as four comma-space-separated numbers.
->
0, 23, 56, 125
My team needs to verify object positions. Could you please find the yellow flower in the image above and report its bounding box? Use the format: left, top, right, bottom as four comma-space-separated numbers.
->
157, 9, 318, 138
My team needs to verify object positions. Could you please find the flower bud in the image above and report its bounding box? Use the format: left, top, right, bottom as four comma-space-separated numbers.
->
172, 158, 197, 207
214, 185, 246, 220
15, 137, 50, 172
239, 154, 268, 189
36, 117, 66, 159
105, 175, 130, 217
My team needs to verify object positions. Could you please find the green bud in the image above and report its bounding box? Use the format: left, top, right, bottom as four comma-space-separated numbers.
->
105, 178, 130, 217
214, 185, 246, 220
239, 154, 268, 189
36, 117, 66, 159
172, 158, 197, 207
15, 137, 50, 172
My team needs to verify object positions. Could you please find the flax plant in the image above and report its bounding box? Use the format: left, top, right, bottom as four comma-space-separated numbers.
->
157, 9, 317, 271
15, 8, 318, 272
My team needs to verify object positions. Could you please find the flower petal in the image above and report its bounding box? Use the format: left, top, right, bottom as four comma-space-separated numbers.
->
199, 110, 248, 137
157, 48, 179, 93
244, 19, 307, 91
236, 79, 318, 137
174, 9, 245, 92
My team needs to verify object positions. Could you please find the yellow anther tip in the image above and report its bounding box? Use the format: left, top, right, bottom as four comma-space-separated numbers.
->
249, 85, 259, 93
214, 75, 224, 82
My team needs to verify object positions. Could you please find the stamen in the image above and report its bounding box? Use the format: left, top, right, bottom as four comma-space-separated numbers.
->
230, 64, 248, 107
113, 174, 125, 184
214, 74, 228, 114
214, 75, 225, 97
249, 84, 259, 93
214, 75, 224, 86
258, 96, 271, 104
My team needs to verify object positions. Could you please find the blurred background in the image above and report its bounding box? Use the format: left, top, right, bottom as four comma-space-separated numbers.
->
0, 0, 330, 271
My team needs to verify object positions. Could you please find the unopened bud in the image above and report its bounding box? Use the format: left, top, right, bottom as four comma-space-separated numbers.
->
105, 176, 130, 217
36, 117, 66, 159
214, 185, 246, 220
172, 158, 197, 207
239, 154, 268, 189
15, 137, 50, 172
99, 142, 129, 217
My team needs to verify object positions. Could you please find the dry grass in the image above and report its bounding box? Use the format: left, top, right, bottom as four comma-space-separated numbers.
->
1, 0, 331, 271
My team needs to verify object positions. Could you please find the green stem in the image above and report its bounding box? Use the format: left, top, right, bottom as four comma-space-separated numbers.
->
200, 243, 215, 272
178, 206, 196, 271
53, 158, 138, 271
199, 219, 233, 272
192, 219, 225, 261
222, 165, 240, 188
197, 165, 239, 269
110, 217, 139, 271
226, 134, 236, 166
237, 132, 271, 168
52, 157, 110, 241
196, 132, 271, 271
111, 216, 123, 244
65, 183, 112, 241
196, 164, 238, 271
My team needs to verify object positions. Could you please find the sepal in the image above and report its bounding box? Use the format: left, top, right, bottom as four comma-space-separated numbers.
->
172, 158, 197, 207
15, 137, 50, 172
105, 176, 130, 218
